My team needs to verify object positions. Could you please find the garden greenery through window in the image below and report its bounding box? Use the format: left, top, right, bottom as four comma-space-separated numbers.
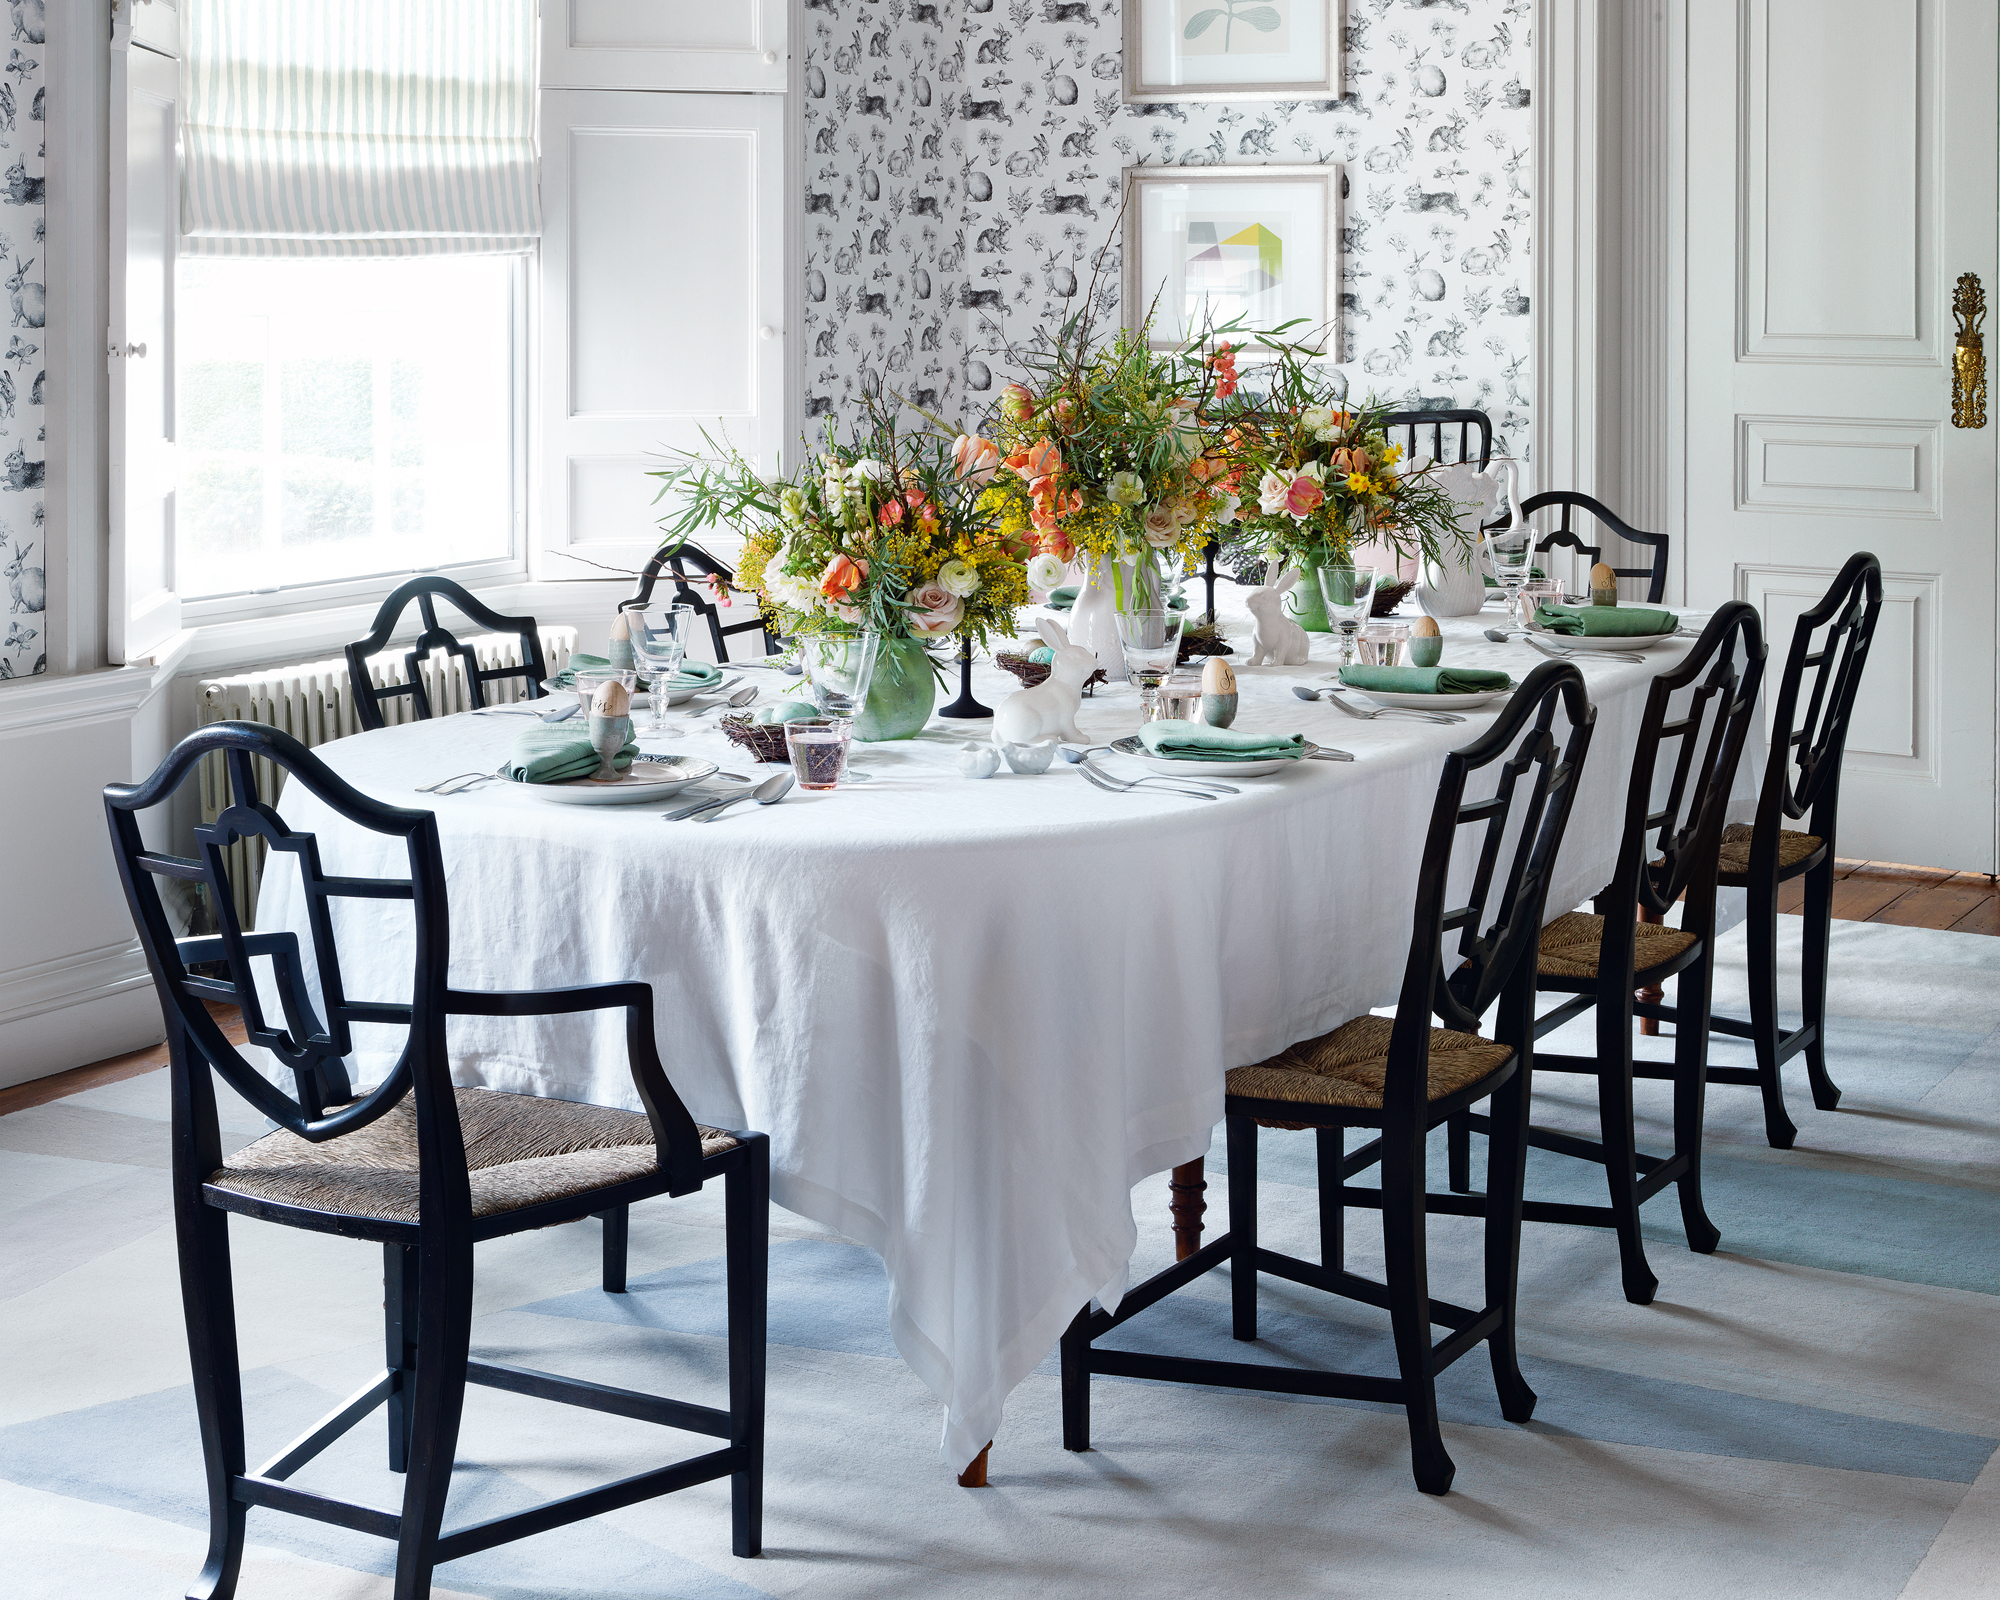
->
175, 257, 518, 602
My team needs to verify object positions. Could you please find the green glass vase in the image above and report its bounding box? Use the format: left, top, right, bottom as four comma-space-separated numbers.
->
854, 634, 938, 741
1283, 552, 1334, 633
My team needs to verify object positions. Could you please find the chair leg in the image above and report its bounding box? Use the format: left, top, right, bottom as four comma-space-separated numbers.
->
1227, 1114, 1259, 1343
179, 1200, 247, 1600
1744, 880, 1798, 1149
1596, 1000, 1659, 1306
393, 1237, 474, 1600
598, 1205, 629, 1294
1381, 1126, 1453, 1495
384, 1243, 420, 1472
725, 1149, 769, 1560
1060, 1304, 1094, 1452
1801, 857, 1842, 1111
1315, 1127, 1345, 1273
1671, 960, 1723, 1255
1446, 1112, 1473, 1193
1481, 1070, 1537, 1423
1636, 906, 1667, 1037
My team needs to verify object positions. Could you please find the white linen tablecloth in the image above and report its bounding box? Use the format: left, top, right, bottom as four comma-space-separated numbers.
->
254, 612, 1757, 1468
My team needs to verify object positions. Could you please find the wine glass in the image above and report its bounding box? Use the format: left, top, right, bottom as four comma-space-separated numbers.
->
1317, 563, 1380, 669
1115, 605, 1186, 718
625, 605, 696, 731
1485, 529, 1535, 627
801, 631, 881, 718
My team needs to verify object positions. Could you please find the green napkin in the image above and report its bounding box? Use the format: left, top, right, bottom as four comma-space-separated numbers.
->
1138, 719, 1307, 762
550, 654, 724, 693
1482, 565, 1546, 588
503, 725, 637, 784
1534, 602, 1679, 637
1043, 585, 1079, 611
1339, 665, 1512, 695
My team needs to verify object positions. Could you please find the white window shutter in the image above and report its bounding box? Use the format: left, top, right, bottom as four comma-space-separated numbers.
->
541, 0, 787, 93
536, 89, 786, 579
108, 29, 181, 664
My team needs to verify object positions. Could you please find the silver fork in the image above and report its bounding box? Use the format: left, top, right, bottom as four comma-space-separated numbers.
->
1323, 693, 1465, 727
418, 764, 507, 796
1085, 757, 1238, 795
1076, 762, 1218, 801
1526, 636, 1648, 666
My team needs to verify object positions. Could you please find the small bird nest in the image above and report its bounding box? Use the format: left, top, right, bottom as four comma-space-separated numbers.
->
1176, 620, 1234, 663
1371, 579, 1415, 617
718, 715, 791, 762
996, 653, 1109, 696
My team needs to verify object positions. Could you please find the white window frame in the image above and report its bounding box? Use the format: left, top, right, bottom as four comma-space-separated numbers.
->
177, 253, 535, 628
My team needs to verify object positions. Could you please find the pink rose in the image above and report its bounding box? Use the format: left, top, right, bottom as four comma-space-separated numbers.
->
1142, 508, 1179, 547
906, 581, 963, 635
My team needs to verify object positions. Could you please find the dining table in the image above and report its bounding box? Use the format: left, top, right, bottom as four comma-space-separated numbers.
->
251, 605, 1761, 1478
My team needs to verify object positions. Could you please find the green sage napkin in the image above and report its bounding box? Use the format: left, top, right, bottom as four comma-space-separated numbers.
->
503, 725, 637, 784
1138, 719, 1307, 762
1043, 585, 1079, 611
1338, 665, 1512, 695
1533, 602, 1679, 637
549, 654, 724, 693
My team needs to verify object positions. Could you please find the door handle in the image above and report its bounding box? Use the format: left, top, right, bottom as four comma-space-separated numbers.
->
1952, 272, 1986, 429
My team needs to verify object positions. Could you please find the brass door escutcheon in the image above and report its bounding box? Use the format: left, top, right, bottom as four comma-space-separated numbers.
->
1952, 272, 1987, 429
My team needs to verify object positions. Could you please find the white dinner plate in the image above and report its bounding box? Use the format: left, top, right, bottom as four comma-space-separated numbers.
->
1109, 736, 1320, 779
1345, 680, 1516, 711
1538, 631, 1677, 652
524, 756, 719, 805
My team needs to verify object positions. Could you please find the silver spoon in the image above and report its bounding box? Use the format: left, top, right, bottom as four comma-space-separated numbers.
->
687, 768, 794, 823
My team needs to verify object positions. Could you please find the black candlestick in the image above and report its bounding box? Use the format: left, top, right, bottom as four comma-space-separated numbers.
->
938, 636, 993, 719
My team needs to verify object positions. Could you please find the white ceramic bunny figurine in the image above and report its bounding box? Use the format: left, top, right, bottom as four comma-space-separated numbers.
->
1418, 459, 1518, 619
992, 617, 1094, 747
1245, 567, 1312, 667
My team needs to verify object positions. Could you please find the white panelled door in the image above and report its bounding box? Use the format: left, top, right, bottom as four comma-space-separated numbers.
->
1684, 0, 1999, 869
541, 0, 787, 92
107, 33, 181, 665
537, 90, 786, 578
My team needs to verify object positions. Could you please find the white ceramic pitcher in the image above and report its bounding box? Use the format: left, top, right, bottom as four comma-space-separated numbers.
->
1416, 459, 1519, 619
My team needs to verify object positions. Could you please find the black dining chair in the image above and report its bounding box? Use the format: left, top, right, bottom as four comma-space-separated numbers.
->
622, 541, 782, 664
1062, 661, 1597, 1495
1655, 554, 1883, 1149
105, 721, 769, 1600
1446, 603, 1766, 1306
1377, 407, 1494, 471
1517, 491, 1670, 604
345, 576, 550, 733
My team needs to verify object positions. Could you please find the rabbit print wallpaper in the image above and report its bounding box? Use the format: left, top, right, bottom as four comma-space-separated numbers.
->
0, 0, 40, 680
800, 0, 1533, 459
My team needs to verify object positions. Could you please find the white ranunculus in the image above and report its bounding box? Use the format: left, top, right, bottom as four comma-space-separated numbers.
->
1025, 552, 1065, 592
848, 458, 892, 483
937, 558, 981, 598
1301, 405, 1336, 434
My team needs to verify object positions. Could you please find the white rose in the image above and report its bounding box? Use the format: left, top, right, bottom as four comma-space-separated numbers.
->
1026, 552, 1066, 592
1142, 508, 1179, 547
1257, 473, 1291, 516
848, 458, 892, 483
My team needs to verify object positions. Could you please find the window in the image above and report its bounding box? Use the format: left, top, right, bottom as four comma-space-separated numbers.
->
177, 257, 520, 601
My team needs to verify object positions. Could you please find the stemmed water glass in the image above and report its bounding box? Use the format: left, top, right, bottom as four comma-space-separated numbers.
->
1317, 563, 1380, 669
801, 631, 881, 718
625, 604, 696, 732
1115, 605, 1186, 719
1484, 529, 1536, 627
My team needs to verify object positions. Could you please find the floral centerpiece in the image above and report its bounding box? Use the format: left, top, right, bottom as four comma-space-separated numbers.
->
1215, 341, 1473, 630
963, 309, 1240, 677
649, 406, 1030, 738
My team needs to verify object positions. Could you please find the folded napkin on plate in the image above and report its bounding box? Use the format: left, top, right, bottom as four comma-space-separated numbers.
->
1137, 719, 1307, 762
1338, 664, 1511, 695
503, 725, 637, 784
1534, 602, 1679, 637
549, 654, 724, 693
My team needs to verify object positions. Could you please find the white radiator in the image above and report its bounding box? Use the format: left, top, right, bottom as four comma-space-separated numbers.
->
196, 626, 576, 928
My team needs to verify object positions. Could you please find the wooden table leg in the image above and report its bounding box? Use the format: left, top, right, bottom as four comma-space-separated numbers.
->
1638, 904, 1665, 1036
957, 1442, 992, 1487
1170, 1159, 1208, 1261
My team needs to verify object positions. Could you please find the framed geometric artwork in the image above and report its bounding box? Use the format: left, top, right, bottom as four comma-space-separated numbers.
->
1123, 0, 1343, 104
1121, 165, 1343, 355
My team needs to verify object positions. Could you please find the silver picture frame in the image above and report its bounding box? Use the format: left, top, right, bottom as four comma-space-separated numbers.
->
1121, 164, 1343, 356
1123, 0, 1344, 105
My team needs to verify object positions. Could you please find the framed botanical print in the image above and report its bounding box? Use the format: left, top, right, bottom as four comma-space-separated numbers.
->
1122, 165, 1342, 355
1124, 0, 1343, 104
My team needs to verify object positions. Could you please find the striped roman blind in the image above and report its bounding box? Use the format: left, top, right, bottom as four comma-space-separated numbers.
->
182, 0, 538, 258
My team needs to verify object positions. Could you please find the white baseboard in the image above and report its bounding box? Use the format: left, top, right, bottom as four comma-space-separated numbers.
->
0, 982, 164, 1091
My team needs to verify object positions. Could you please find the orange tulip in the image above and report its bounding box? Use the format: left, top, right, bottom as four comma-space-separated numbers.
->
820, 553, 868, 601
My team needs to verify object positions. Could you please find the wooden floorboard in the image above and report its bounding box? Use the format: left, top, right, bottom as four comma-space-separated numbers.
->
0, 1002, 245, 1118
